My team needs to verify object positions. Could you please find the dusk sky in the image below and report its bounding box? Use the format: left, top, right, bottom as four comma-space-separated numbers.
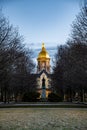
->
0, 0, 81, 66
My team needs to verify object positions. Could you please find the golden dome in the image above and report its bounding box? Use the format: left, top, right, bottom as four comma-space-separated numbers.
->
37, 43, 50, 60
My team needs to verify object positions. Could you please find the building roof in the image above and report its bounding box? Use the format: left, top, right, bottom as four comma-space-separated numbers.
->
37, 43, 50, 60
37, 69, 51, 78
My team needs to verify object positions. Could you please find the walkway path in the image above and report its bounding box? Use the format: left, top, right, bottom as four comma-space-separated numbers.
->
0, 102, 87, 108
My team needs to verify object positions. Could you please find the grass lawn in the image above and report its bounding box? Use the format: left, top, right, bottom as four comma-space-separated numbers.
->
0, 108, 87, 130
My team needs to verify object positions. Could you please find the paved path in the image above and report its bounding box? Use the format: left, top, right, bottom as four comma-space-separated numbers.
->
0, 102, 87, 108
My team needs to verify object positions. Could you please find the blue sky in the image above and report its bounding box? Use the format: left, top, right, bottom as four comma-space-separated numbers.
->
0, 0, 81, 67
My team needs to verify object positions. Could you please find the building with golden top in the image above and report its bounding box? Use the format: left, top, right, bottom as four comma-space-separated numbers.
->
37, 43, 51, 99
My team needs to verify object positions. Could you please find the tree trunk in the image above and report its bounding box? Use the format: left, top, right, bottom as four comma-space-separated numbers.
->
80, 87, 83, 102
4, 88, 7, 103
69, 87, 72, 102
1, 87, 3, 102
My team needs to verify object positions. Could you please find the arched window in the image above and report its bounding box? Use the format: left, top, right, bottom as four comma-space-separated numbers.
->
42, 78, 45, 89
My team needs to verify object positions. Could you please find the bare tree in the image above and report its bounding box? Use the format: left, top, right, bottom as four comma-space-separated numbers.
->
70, 6, 87, 45
53, 6, 87, 102
0, 11, 36, 103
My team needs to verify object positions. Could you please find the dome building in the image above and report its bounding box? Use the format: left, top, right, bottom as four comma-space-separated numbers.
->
37, 43, 51, 99
37, 43, 50, 73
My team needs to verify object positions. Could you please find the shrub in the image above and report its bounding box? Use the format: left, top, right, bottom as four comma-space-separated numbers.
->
22, 92, 40, 102
48, 93, 63, 102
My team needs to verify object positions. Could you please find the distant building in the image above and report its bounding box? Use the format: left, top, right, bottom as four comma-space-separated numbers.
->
36, 43, 52, 99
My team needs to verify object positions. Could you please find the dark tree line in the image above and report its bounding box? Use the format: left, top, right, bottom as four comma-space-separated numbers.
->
52, 6, 87, 102
0, 11, 37, 103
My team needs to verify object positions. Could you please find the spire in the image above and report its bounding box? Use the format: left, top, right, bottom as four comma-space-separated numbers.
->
42, 43, 45, 48
42, 43, 46, 51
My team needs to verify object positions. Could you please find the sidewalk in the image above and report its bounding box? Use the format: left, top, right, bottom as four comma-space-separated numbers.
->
0, 102, 87, 108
